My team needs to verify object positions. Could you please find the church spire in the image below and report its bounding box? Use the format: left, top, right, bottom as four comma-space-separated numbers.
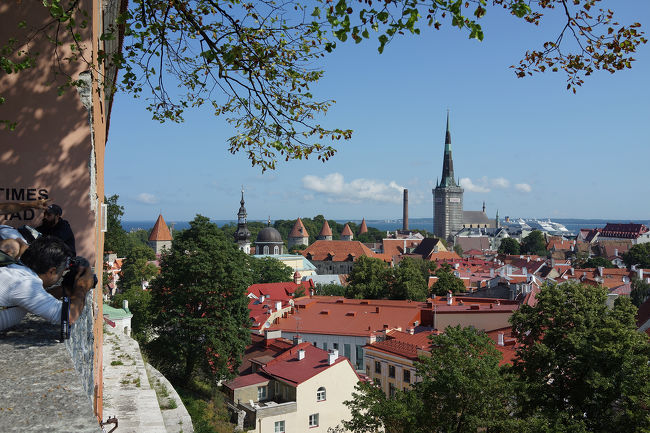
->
234, 187, 251, 252
440, 111, 456, 187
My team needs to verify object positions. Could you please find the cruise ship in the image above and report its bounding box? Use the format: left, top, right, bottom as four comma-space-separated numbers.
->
504, 218, 572, 236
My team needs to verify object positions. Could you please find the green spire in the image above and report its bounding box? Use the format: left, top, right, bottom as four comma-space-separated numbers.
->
444, 109, 451, 153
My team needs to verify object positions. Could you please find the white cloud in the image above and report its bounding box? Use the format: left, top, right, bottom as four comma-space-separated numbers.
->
302, 173, 404, 204
515, 183, 532, 193
135, 193, 159, 204
491, 177, 510, 189
459, 177, 491, 193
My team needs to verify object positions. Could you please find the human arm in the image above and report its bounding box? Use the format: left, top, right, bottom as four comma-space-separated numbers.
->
0, 200, 49, 214
68, 266, 94, 324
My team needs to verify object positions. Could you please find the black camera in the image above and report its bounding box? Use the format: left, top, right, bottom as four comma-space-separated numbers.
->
61, 256, 98, 291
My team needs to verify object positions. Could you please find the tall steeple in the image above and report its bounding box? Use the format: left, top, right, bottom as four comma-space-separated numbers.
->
234, 187, 251, 254
440, 110, 457, 187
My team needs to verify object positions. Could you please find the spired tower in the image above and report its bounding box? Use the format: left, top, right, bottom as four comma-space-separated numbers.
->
433, 112, 464, 242
234, 188, 251, 254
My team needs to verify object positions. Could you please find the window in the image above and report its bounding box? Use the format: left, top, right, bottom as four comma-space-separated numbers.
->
274, 421, 285, 433
333, 343, 339, 350
257, 386, 267, 401
388, 365, 395, 378
375, 361, 381, 374
323, 342, 328, 351
389, 383, 396, 398
274, 246, 279, 254
344, 343, 351, 359
309, 413, 319, 427
356, 345, 364, 370
263, 245, 269, 255
403, 369, 411, 383
317, 387, 326, 401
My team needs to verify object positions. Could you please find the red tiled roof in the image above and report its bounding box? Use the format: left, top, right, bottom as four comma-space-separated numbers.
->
358, 218, 368, 235
366, 330, 436, 360
288, 218, 309, 238
261, 342, 348, 386
224, 373, 269, 390
237, 334, 294, 375
428, 251, 462, 262
382, 239, 421, 258
546, 239, 574, 251
600, 223, 649, 239
268, 297, 422, 336
341, 224, 353, 236
149, 214, 173, 241
318, 220, 333, 237
302, 240, 376, 262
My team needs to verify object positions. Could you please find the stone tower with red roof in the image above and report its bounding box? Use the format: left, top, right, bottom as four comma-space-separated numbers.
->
317, 220, 333, 241
288, 218, 309, 249
341, 223, 354, 241
148, 214, 173, 255
358, 218, 368, 236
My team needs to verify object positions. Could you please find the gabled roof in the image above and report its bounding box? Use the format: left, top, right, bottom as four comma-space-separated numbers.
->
600, 223, 649, 239
149, 214, 173, 241
341, 224, 353, 236
318, 220, 333, 237
302, 240, 376, 262
358, 218, 368, 235
289, 218, 309, 238
261, 342, 347, 386
366, 330, 436, 360
411, 238, 447, 258
463, 211, 491, 225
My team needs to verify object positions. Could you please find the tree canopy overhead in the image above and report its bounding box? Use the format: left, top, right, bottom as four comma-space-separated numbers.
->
2, 0, 645, 169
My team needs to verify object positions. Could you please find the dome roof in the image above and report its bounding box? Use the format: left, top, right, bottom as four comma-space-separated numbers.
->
256, 227, 283, 243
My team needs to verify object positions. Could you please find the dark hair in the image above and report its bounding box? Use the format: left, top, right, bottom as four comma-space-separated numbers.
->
20, 236, 71, 275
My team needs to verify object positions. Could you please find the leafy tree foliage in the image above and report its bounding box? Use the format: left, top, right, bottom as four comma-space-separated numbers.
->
510, 281, 650, 432
453, 243, 463, 256
315, 283, 346, 296
631, 277, 650, 308
117, 244, 158, 292
431, 265, 466, 296
520, 230, 547, 256
498, 237, 521, 255
388, 257, 428, 301
111, 285, 153, 341
2, 1, 646, 167
148, 215, 251, 382
345, 256, 390, 299
103, 195, 131, 256
248, 256, 293, 284
343, 326, 512, 433
623, 243, 650, 268
577, 256, 615, 269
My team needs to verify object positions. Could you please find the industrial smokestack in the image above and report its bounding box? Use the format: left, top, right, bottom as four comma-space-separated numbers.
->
403, 189, 409, 230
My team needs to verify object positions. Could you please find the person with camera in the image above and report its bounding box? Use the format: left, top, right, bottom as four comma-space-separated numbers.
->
0, 236, 94, 332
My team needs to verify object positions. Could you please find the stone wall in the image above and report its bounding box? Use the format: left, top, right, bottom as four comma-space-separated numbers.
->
66, 289, 95, 400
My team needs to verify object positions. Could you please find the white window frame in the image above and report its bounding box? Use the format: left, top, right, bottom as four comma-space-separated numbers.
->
257, 385, 267, 401
309, 413, 319, 428
316, 387, 326, 402
263, 245, 270, 255
274, 420, 285, 433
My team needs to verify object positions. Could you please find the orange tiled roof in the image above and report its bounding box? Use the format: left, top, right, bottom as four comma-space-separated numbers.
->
428, 251, 462, 262
382, 239, 422, 258
358, 218, 368, 235
366, 330, 436, 360
149, 214, 173, 241
318, 220, 333, 237
288, 218, 309, 238
302, 240, 376, 262
341, 224, 353, 236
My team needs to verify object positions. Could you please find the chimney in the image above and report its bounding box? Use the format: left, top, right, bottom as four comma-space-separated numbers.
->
446, 291, 453, 305
375, 306, 380, 314
297, 349, 305, 360
403, 189, 409, 230
293, 334, 302, 345
407, 327, 415, 335
275, 301, 282, 311
522, 267, 527, 275
497, 333, 504, 346
293, 271, 301, 284
526, 256, 530, 263
260, 295, 265, 303
638, 268, 644, 280
489, 268, 495, 278
598, 266, 604, 277
328, 349, 339, 365
614, 248, 618, 257
570, 267, 575, 276
123, 300, 129, 311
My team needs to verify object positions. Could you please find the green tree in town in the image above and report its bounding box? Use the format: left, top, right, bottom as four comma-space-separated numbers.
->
388, 257, 429, 301
453, 244, 463, 256
520, 230, 547, 256
577, 256, 615, 269
623, 243, 650, 269
510, 281, 650, 432
248, 256, 293, 284
430, 264, 465, 296
630, 277, 650, 308
345, 256, 390, 299
315, 283, 346, 297
148, 215, 252, 382
343, 326, 512, 433
103, 195, 131, 256
111, 286, 153, 341
117, 244, 158, 292
498, 237, 521, 255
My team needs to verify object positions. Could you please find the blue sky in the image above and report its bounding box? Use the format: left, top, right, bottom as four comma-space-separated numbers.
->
106, 1, 650, 222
